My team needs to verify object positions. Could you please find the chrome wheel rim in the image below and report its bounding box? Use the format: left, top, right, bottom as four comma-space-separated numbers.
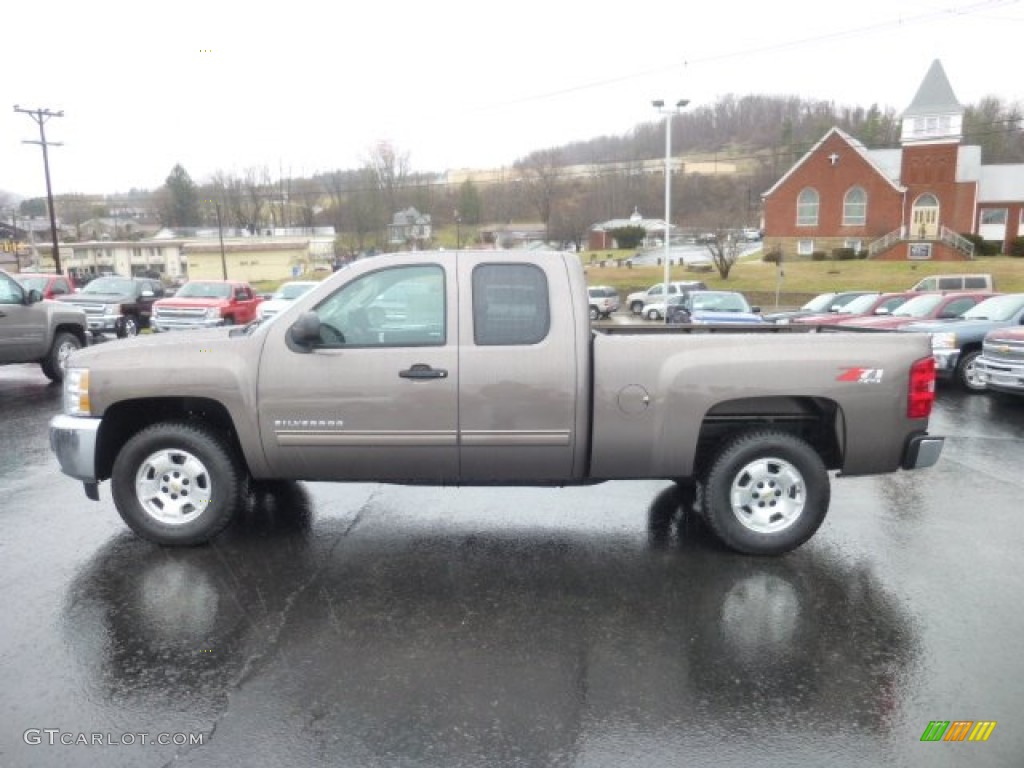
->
56, 340, 77, 373
728, 456, 805, 533
963, 357, 985, 391
134, 448, 212, 525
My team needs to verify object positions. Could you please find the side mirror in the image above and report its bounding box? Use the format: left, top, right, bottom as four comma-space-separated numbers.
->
25, 288, 43, 305
288, 311, 322, 351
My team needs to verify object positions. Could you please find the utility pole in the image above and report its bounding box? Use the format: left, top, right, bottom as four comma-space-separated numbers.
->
215, 201, 227, 279
14, 105, 64, 274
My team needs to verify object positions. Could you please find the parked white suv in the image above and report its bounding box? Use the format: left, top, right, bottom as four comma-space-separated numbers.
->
587, 285, 620, 320
627, 281, 707, 315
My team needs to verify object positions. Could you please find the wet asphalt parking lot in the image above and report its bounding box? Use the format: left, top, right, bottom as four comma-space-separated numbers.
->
1, 362, 1022, 768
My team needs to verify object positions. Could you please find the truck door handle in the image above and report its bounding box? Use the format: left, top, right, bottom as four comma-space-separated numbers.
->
399, 364, 448, 380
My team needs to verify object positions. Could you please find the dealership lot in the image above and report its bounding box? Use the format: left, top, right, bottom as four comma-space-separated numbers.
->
1, 364, 1022, 767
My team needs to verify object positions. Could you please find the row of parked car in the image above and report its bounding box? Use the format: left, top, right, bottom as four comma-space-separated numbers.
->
761, 288, 1024, 394
589, 277, 1024, 397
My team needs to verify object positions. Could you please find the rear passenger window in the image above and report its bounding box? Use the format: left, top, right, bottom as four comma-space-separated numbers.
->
473, 264, 550, 346
964, 277, 987, 289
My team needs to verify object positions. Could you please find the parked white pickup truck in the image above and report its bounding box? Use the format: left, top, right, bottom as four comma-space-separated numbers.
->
50, 251, 943, 555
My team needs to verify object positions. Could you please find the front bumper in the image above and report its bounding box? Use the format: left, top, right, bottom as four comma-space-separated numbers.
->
901, 433, 945, 470
152, 318, 225, 332
975, 357, 1024, 394
49, 414, 101, 484
86, 315, 122, 334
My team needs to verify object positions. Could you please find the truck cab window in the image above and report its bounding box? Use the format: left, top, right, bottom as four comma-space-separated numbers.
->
312, 264, 445, 347
472, 263, 550, 346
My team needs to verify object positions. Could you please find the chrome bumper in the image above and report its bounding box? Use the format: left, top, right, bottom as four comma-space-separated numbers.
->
49, 414, 101, 483
901, 434, 944, 470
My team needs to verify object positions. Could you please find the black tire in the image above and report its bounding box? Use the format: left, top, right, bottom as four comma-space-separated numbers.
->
111, 422, 244, 546
699, 430, 830, 556
41, 331, 82, 383
646, 308, 661, 321
955, 349, 985, 393
589, 306, 600, 321
116, 315, 140, 338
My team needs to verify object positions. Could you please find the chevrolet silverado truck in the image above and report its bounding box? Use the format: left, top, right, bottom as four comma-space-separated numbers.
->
56, 274, 166, 338
49, 251, 944, 555
1, 268, 88, 382
975, 326, 1024, 396
151, 279, 262, 331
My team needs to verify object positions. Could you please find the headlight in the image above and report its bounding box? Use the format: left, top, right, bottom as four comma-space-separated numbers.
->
205, 306, 222, 319
931, 332, 957, 350
103, 304, 120, 317
64, 368, 91, 416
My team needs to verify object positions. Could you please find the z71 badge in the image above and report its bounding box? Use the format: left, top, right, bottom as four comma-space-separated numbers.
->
836, 367, 884, 383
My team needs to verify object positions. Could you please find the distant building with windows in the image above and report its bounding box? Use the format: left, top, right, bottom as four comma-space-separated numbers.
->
762, 59, 1024, 261
386, 207, 432, 248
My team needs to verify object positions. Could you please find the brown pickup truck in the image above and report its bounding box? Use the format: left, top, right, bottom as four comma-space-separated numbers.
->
49, 251, 944, 555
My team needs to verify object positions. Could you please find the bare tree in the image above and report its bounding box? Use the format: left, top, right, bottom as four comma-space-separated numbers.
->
705, 228, 743, 279
516, 148, 565, 238
364, 141, 409, 215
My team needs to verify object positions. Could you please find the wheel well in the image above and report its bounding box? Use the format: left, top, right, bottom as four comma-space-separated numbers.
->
55, 323, 88, 347
95, 398, 243, 481
695, 396, 843, 473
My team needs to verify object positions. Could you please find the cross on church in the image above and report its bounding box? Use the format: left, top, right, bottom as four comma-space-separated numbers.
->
828, 152, 840, 165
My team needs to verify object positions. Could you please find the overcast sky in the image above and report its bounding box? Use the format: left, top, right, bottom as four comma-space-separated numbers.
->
4, 0, 1023, 200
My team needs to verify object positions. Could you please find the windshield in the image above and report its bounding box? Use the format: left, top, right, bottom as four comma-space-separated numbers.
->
274, 282, 318, 300
82, 276, 133, 294
175, 282, 232, 299
801, 293, 837, 311
961, 294, 1024, 322
690, 292, 751, 312
892, 294, 943, 317
837, 293, 882, 314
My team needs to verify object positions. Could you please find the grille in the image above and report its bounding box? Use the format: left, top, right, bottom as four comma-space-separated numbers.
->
155, 307, 207, 320
983, 338, 1024, 364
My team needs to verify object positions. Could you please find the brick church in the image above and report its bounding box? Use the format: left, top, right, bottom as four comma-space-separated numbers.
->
761, 60, 1024, 261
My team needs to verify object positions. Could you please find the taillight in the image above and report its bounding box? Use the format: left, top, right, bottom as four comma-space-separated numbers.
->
908, 356, 936, 419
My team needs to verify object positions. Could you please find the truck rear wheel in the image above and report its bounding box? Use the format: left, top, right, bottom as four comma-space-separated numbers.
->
41, 331, 82, 383
699, 430, 829, 556
111, 421, 243, 546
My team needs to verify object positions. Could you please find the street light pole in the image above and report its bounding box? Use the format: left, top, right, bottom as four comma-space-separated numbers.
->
652, 99, 689, 322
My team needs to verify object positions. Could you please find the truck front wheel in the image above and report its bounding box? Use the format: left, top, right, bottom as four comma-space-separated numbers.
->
699, 430, 829, 556
111, 422, 243, 546
41, 331, 82, 383
955, 349, 985, 393
116, 315, 139, 338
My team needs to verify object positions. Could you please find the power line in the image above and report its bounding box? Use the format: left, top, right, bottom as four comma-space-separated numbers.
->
483, 0, 1021, 109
